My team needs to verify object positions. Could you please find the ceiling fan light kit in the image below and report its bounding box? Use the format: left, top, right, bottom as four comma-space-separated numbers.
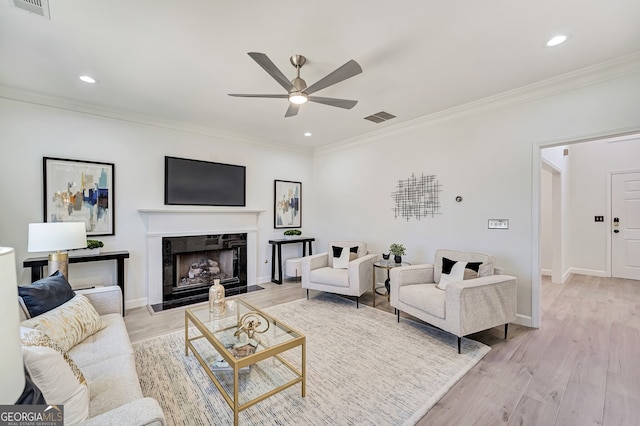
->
228, 52, 362, 117
288, 92, 308, 105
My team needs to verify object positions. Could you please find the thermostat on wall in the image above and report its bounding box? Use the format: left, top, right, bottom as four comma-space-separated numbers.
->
488, 219, 509, 229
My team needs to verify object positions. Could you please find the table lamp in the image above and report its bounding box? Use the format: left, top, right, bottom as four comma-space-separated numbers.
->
28, 222, 87, 278
0, 247, 25, 404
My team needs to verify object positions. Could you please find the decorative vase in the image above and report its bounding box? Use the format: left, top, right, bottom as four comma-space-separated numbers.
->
209, 279, 226, 316
382, 253, 390, 261
394, 255, 402, 264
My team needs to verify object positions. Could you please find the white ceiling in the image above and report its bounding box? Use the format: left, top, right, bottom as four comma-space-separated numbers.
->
1, 1, 639, 151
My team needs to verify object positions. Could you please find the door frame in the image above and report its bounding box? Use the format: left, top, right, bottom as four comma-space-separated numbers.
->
531, 127, 640, 328
541, 159, 563, 284
608, 169, 640, 277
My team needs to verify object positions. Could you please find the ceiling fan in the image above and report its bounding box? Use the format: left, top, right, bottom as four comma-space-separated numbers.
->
228, 52, 362, 117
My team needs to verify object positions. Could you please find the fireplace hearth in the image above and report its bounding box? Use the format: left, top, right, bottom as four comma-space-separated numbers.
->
149, 233, 261, 312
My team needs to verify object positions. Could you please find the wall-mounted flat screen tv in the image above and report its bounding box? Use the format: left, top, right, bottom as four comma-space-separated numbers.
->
164, 156, 246, 206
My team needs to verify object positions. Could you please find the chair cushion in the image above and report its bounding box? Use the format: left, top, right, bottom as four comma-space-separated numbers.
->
328, 241, 367, 259
332, 246, 358, 269
18, 270, 75, 317
437, 260, 467, 290
309, 267, 349, 288
398, 284, 446, 319
434, 250, 495, 283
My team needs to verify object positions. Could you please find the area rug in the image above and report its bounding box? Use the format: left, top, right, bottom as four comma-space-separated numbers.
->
134, 293, 490, 425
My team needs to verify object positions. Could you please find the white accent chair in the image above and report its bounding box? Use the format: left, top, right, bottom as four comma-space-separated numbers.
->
389, 249, 517, 353
301, 241, 377, 308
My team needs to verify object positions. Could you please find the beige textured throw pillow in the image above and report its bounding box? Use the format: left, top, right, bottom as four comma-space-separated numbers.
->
21, 327, 89, 424
21, 293, 105, 352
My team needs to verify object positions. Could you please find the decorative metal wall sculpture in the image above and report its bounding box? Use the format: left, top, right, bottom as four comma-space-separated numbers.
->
391, 173, 442, 220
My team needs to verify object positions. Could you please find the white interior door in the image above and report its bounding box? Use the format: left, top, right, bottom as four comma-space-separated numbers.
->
612, 172, 640, 280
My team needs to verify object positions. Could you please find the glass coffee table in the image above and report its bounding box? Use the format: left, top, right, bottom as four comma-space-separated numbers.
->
185, 299, 306, 425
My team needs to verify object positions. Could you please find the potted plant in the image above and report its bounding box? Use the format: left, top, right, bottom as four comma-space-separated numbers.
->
389, 243, 406, 264
70, 239, 104, 257
283, 229, 302, 239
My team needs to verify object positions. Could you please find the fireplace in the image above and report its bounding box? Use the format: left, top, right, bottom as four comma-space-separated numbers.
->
139, 207, 265, 312
150, 233, 259, 312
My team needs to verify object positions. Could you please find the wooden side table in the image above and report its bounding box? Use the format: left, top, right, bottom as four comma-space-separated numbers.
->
372, 260, 411, 307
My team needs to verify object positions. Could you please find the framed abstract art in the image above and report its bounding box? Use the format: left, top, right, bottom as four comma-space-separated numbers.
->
43, 157, 115, 236
274, 180, 301, 229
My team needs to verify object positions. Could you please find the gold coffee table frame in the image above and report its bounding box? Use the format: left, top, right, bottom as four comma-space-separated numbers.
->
185, 299, 306, 425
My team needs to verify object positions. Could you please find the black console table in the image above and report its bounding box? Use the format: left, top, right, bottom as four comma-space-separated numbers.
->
268, 238, 315, 284
23, 251, 130, 315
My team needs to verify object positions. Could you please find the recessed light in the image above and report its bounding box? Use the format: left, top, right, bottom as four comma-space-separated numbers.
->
304, 132, 312, 137
79, 75, 97, 84
546, 35, 567, 47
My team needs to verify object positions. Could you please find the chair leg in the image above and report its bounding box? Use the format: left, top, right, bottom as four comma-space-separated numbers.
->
457, 337, 462, 354
356, 296, 359, 308
306, 289, 309, 300
504, 323, 509, 340
397, 309, 400, 323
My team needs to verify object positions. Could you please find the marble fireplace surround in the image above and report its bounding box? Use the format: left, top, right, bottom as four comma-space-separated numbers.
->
139, 208, 264, 305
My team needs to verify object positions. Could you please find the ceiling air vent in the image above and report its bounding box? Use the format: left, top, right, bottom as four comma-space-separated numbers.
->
10, 0, 51, 19
364, 111, 396, 124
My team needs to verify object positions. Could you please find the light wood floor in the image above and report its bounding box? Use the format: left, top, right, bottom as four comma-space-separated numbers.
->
125, 275, 640, 425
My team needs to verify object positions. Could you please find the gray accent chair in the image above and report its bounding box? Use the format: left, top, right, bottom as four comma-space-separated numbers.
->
301, 241, 376, 308
389, 249, 517, 353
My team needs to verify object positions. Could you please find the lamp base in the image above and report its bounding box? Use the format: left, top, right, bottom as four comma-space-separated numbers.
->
48, 252, 69, 278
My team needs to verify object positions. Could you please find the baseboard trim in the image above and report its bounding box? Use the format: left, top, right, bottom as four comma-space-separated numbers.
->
514, 314, 533, 328
540, 269, 552, 276
568, 268, 608, 278
125, 297, 148, 311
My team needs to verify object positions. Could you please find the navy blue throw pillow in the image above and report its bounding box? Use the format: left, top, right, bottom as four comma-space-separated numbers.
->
18, 270, 75, 317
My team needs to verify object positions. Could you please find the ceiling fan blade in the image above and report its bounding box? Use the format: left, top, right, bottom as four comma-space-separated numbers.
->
247, 52, 295, 92
305, 60, 362, 95
308, 96, 358, 109
228, 94, 289, 99
285, 104, 300, 117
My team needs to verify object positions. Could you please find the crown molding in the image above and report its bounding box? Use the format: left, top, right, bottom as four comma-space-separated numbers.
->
0, 86, 313, 155
316, 52, 640, 155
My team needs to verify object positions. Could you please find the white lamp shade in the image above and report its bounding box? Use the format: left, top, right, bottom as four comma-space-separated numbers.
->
28, 222, 87, 252
0, 247, 25, 404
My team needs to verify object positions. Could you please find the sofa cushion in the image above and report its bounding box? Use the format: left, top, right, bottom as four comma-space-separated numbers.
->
18, 270, 75, 317
309, 267, 349, 288
21, 327, 90, 425
81, 354, 144, 417
399, 284, 446, 319
22, 294, 105, 352
68, 313, 134, 368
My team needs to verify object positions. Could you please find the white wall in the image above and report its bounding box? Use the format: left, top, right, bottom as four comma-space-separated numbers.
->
567, 136, 640, 275
2, 68, 639, 322
0, 99, 313, 308
312, 70, 640, 323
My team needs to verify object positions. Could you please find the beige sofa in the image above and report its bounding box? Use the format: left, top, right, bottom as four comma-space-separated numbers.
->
389, 249, 517, 353
19, 286, 166, 425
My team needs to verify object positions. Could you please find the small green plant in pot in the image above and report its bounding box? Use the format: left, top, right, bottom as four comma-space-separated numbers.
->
86, 240, 104, 250
389, 243, 406, 264
283, 229, 302, 239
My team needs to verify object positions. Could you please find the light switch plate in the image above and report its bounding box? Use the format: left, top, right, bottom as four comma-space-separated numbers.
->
488, 219, 509, 229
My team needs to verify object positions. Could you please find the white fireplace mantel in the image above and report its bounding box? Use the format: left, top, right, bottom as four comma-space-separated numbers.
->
138, 208, 265, 305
